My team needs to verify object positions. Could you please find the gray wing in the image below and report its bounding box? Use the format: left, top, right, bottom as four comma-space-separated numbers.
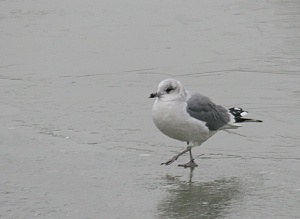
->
186, 93, 230, 131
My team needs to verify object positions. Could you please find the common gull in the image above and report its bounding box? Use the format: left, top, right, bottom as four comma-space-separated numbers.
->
150, 78, 262, 168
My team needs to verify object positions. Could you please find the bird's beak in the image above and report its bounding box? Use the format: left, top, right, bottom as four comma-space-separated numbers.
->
149, 92, 160, 98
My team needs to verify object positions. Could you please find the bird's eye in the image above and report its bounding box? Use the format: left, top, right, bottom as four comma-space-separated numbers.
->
166, 87, 173, 93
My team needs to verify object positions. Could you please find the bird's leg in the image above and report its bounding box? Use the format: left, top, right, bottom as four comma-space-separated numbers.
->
178, 147, 198, 168
161, 146, 191, 166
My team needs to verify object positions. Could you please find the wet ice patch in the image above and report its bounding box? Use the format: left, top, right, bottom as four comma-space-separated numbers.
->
139, 154, 151, 157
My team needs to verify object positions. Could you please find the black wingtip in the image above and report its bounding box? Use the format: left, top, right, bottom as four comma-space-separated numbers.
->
229, 107, 263, 123
235, 118, 263, 123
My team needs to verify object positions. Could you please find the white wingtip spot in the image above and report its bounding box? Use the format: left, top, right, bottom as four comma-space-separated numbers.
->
241, 112, 248, 117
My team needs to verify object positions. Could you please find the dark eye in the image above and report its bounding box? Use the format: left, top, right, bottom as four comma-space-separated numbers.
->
166, 87, 173, 93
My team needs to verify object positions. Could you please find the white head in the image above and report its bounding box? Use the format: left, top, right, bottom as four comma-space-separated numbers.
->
149, 78, 186, 101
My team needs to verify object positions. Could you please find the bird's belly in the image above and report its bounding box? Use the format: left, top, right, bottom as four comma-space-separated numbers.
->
152, 101, 210, 144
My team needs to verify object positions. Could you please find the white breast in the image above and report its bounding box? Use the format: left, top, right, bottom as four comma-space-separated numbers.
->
152, 99, 211, 145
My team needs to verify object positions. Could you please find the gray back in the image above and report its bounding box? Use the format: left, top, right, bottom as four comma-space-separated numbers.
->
186, 93, 230, 131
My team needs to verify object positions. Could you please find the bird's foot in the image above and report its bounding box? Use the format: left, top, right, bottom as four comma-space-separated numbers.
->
161, 155, 178, 166
178, 159, 198, 168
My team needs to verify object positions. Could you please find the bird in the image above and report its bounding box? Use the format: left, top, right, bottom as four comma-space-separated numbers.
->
149, 78, 262, 168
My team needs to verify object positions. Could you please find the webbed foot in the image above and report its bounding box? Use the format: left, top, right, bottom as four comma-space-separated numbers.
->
178, 159, 198, 168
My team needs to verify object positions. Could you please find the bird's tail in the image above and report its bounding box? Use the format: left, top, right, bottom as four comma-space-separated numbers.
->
228, 107, 263, 123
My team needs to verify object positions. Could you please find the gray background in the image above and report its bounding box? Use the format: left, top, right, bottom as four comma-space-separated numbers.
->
1, 0, 300, 218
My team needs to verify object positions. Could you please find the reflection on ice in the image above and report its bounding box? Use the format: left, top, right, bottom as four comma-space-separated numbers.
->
158, 173, 242, 219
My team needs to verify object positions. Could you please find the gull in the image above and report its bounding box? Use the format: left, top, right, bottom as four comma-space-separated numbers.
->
149, 78, 262, 168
